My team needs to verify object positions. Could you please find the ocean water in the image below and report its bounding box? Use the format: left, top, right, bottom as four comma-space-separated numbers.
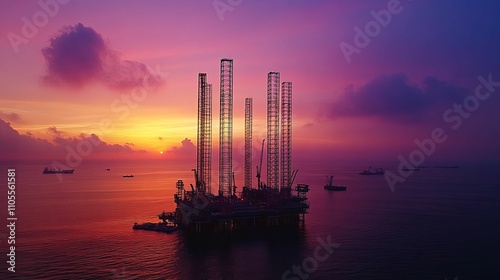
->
1, 160, 500, 279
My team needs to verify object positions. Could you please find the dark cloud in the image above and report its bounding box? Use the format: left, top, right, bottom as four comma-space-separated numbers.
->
164, 138, 196, 159
0, 119, 146, 161
329, 74, 469, 122
0, 119, 56, 158
42, 23, 164, 91
52, 133, 139, 154
47, 126, 64, 136
0, 111, 21, 123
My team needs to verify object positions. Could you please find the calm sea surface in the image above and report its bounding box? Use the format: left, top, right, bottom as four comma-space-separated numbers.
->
1, 160, 500, 279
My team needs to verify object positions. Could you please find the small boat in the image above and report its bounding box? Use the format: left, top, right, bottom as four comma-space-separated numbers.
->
133, 211, 177, 233
106, 168, 111, 171
132, 222, 177, 233
43, 167, 74, 174
359, 166, 385, 175
324, 175, 347, 191
123, 175, 134, 178
402, 168, 420, 171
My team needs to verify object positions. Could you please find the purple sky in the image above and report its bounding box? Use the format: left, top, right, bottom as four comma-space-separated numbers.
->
1, 0, 500, 165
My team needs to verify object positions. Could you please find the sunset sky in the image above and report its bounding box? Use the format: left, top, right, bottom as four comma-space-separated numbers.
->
1, 0, 500, 165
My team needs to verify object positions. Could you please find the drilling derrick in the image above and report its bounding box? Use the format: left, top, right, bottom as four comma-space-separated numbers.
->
135, 59, 311, 236
244, 98, 253, 188
280, 82, 292, 190
267, 72, 280, 189
196, 73, 212, 194
206, 83, 213, 193
219, 59, 233, 196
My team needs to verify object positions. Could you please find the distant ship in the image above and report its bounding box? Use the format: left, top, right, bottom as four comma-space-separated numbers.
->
324, 175, 347, 191
359, 166, 385, 175
43, 167, 74, 174
123, 175, 134, 178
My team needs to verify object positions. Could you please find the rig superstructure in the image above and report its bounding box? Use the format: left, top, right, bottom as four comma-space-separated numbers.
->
134, 58, 309, 234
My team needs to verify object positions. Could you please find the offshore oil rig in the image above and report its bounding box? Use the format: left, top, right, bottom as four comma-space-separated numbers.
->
134, 58, 309, 234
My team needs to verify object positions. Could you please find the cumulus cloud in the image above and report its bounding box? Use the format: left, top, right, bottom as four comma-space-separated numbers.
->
0, 111, 21, 123
0, 119, 54, 156
51, 133, 140, 154
164, 138, 196, 159
47, 126, 64, 136
42, 23, 164, 91
0, 119, 146, 161
329, 74, 469, 122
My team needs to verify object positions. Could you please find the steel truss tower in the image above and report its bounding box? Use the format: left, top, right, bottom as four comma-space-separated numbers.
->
267, 72, 280, 189
197, 73, 212, 194
219, 59, 233, 196
280, 82, 292, 189
244, 98, 253, 188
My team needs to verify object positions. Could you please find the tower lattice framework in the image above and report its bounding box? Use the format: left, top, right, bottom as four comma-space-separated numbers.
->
244, 98, 253, 188
280, 82, 292, 190
197, 73, 212, 193
219, 59, 233, 196
266, 72, 280, 189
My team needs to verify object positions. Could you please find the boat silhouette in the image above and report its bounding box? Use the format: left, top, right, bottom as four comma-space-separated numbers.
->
42, 167, 74, 174
359, 166, 385, 175
324, 175, 347, 191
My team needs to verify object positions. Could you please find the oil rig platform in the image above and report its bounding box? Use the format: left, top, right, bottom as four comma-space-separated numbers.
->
133, 59, 309, 234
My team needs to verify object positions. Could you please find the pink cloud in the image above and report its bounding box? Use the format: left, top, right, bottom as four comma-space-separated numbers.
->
164, 138, 196, 160
0, 119, 147, 162
0, 111, 21, 123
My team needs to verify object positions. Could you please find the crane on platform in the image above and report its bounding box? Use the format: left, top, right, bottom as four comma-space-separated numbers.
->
192, 168, 200, 192
232, 171, 237, 198
256, 139, 265, 189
